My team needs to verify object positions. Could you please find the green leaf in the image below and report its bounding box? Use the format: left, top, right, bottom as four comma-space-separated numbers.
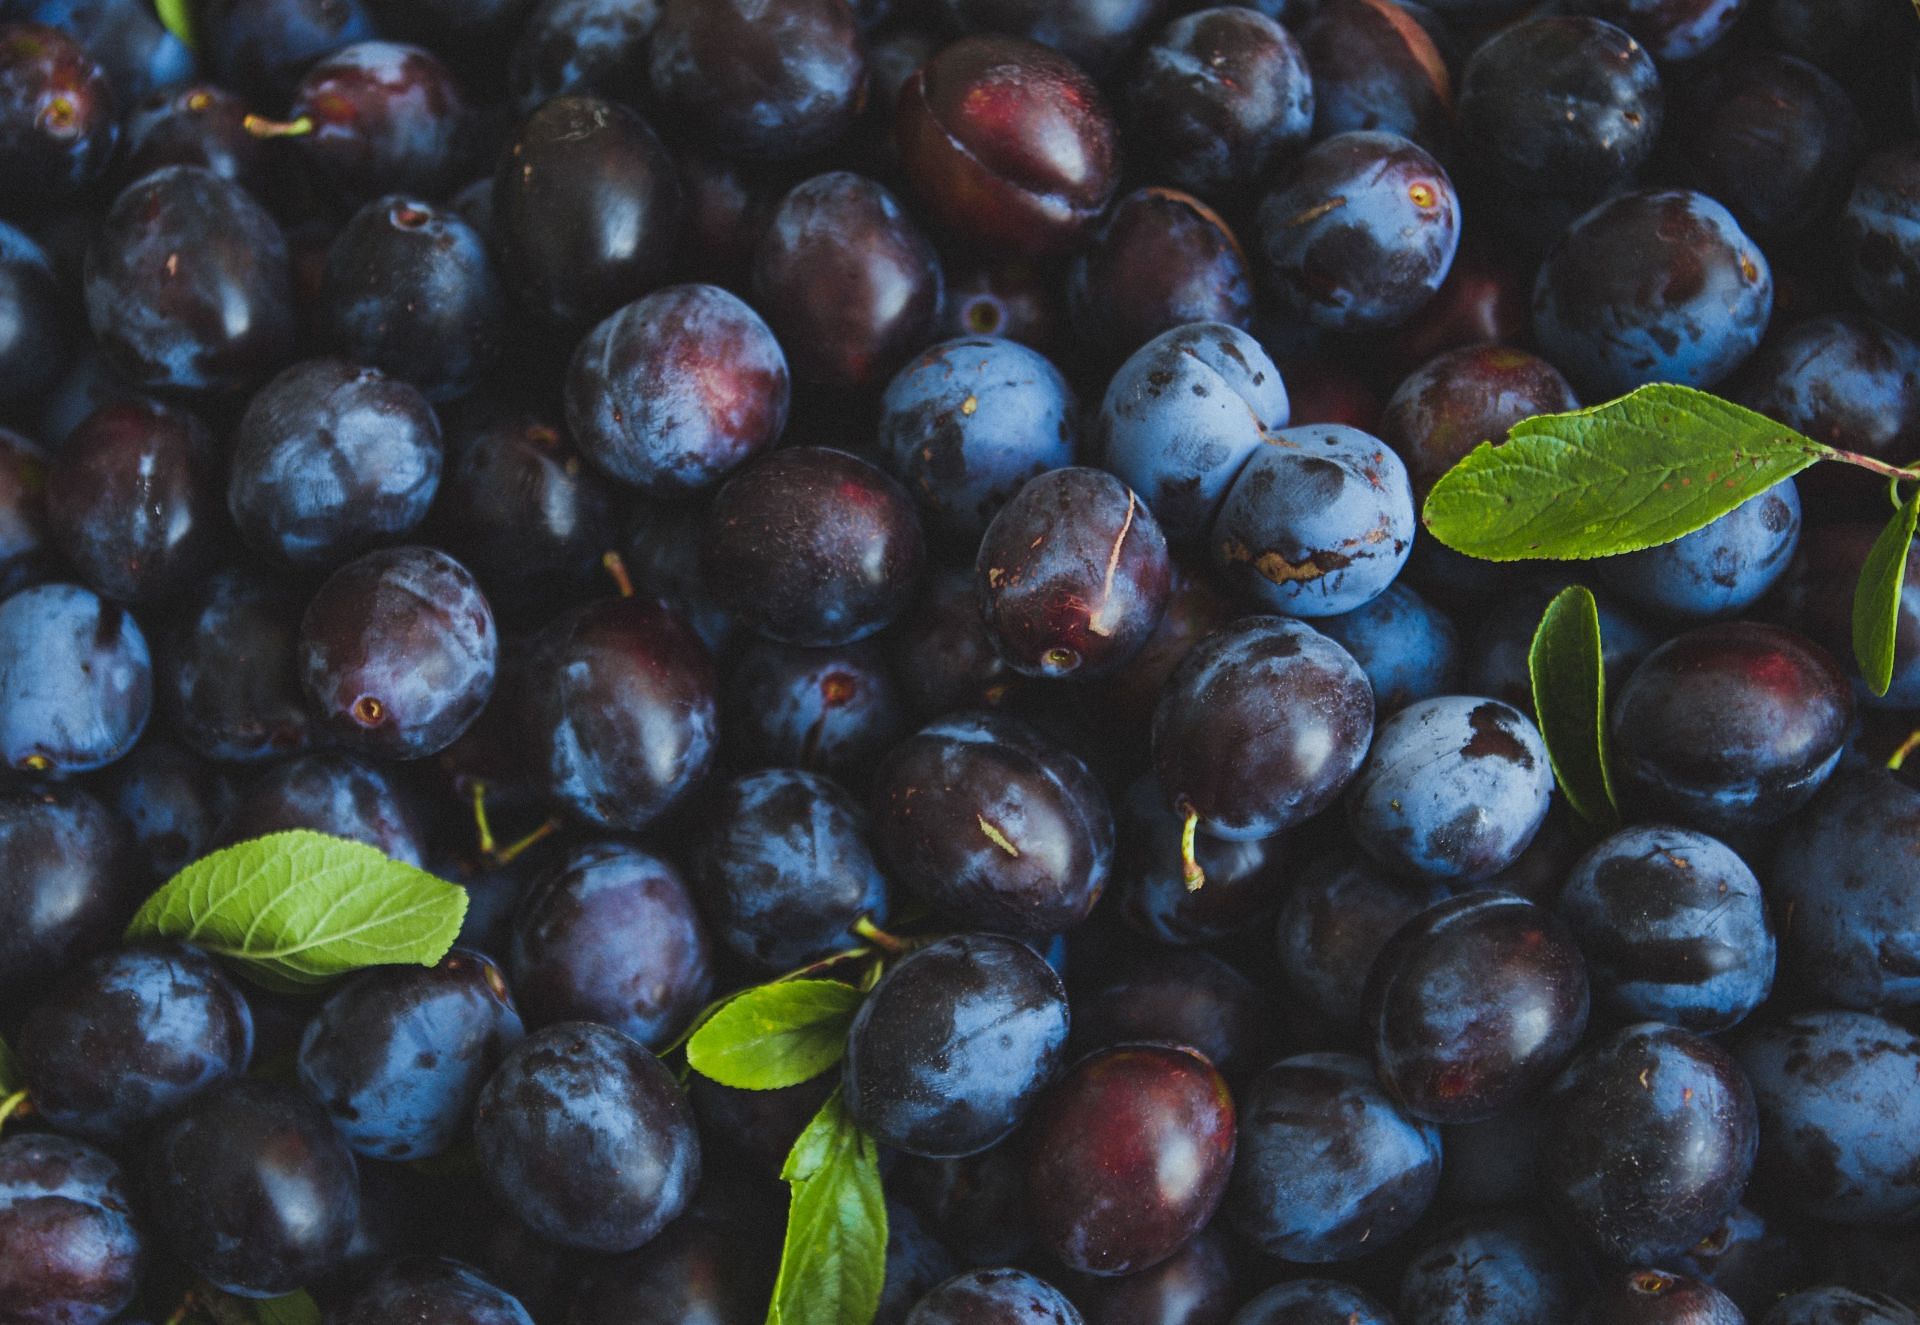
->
1854, 484, 1920, 697
153, 0, 196, 49
252, 1292, 321, 1325
1528, 585, 1620, 829
126, 831, 467, 992
1423, 384, 1832, 562
766, 1089, 887, 1325
0, 1033, 17, 1095
687, 980, 863, 1090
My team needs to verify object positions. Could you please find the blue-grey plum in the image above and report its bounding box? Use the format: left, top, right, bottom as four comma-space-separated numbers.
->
1539, 1023, 1758, 1263
16, 943, 252, 1144
843, 933, 1068, 1158
1227, 1052, 1441, 1263
722, 637, 906, 779
0, 582, 150, 776
1556, 825, 1774, 1032
216, 750, 427, 866
1732, 1009, 1920, 1224
1533, 189, 1773, 397
1467, 577, 1657, 716
1275, 849, 1450, 1031
1115, 773, 1291, 948
473, 1022, 700, 1253
1599, 481, 1800, 621
327, 1257, 535, 1325
906, 1268, 1083, 1324
1231, 1280, 1395, 1325
1211, 424, 1415, 617
0, 1134, 143, 1325
693, 768, 890, 972
878, 336, 1078, 542
1771, 771, 1920, 1010
1842, 143, 1920, 335
1397, 1214, 1585, 1325
1761, 1289, 1920, 1325
1315, 582, 1463, 714
1093, 322, 1290, 544
1347, 696, 1552, 881
297, 949, 524, 1161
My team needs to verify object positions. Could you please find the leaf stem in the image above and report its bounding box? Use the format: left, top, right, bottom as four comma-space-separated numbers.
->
851, 915, 910, 955
1178, 802, 1206, 892
1888, 728, 1920, 772
242, 114, 314, 139
0, 1089, 28, 1132
1829, 447, 1920, 483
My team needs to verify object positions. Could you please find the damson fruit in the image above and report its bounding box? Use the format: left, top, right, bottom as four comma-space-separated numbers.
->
895, 36, 1119, 258
1257, 131, 1461, 333
46, 399, 224, 605
1366, 891, 1591, 1124
1115, 774, 1290, 949
890, 565, 1028, 719
1842, 144, 1920, 334
297, 546, 498, 761
511, 841, 712, 1049
1557, 825, 1774, 1031
877, 336, 1078, 543
647, 0, 864, 160
327, 1257, 534, 1325
895, 1144, 1034, 1269
0, 1135, 142, 1325
1599, 482, 1801, 621
0, 24, 117, 203
752, 172, 945, 390
1228, 1052, 1440, 1264
1761, 1289, 1920, 1325
722, 638, 905, 778
1274, 849, 1450, 1031
215, 751, 428, 866
565, 283, 789, 496
1128, 7, 1314, 205
1066, 188, 1256, 368
83, 166, 295, 393
1585, 1268, 1745, 1325
0, 222, 64, 403
473, 1022, 700, 1253
491, 96, 681, 330
1315, 582, 1463, 715
1347, 696, 1553, 881
1076, 1227, 1238, 1325
105, 740, 231, 880
1210, 424, 1416, 618
694, 768, 889, 972
1299, 0, 1452, 152
322, 196, 505, 402
120, 82, 271, 191
0, 583, 151, 775
1610, 622, 1851, 835
199, 0, 375, 103
16, 943, 252, 1144
1093, 321, 1291, 545
1027, 1044, 1235, 1277
1071, 948, 1281, 1085
977, 468, 1171, 681
1379, 344, 1579, 500
869, 712, 1113, 939
227, 358, 443, 569
148, 1079, 360, 1297
519, 596, 717, 832
1153, 616, 1373, 842
567, 1194, 780, 1325
1533, 190, 1773, 397
0, 785, 139, 1002
1772, 772, 1920, 1010
1540, 1024, 1757, 1264
1232, 1280, 1395, 1325
297, 949, 524, 1161
270, 41, 471, 201
906, 1269, 1083, 1324
1397, 1215, 1584, 1325
161, 570, 313, 763
844, 933, 1068, 1158
507, 0, 661, 113
928, 0, 1161, 75
703, 447, 925, 648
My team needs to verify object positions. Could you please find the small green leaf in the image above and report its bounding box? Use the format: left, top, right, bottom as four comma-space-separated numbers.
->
1423, 384, 1831, 561
766, 1089, 887, 1325
126, 831, 467, 992
252, 1292, 321, 1325
0, 1033, 18, 1095
1529, 586, 1620, 828
687, 980, 864, 1090
1854, 484, 1920, 697
154, 0, 197, 49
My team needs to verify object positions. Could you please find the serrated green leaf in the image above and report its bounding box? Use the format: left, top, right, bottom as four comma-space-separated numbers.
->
252, 1292, 321, 1325
767, 1089, 886, 1325
1854, 485, 1920, 697
1529, 585, 1620, 828
154, 0, 196, 49
1423, 384, 1832, 562
126, 831, 467, 992
0, 1033, 17, 1095
687, 980, 863, 1090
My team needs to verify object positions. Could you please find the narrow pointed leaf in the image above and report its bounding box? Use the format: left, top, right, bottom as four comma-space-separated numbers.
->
1423, 384, 1831, 561
126, 831, 467, 992
1528, 585, 1619, 828
687, 979, 864, 1090
766, 1089, 887, 1325
1854, 484, 1920, 697
154, 0, 197, 49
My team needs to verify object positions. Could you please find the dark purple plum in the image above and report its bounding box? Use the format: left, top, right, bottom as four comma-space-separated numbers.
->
261, 40, 471, 201
895, 1143, 1035, 1269
1067, 188, 1255, 367
1366, 890, 1591, 1124
198, 0, 376, 103
1300, 0, 1453, 152
1397, 1215, 1584, 1325
473, 1022, 700, 1253
1070, 947, 1281, 1084
723, 637, 905, 779
1379, 344, 1580, 501
1842, 142, 1920, 335
1760, 1289, 1920, 1325
0, 785, 142, 1003
216, 750, 428, 866
869, 711, 1113, 939
1275, 848, 1450, 1031
0, 23, 117, 204
567, 1192, 778, 1325
0, 1135, 142, 1325
507, 0, 660, 113
906, 1268, 1083, 1324
844, 933, 1068, 1158
1585, 1269, 1745, 1325
326, 1257, 533, 1325
120, 83, 272, 192
1115, 774, 1290, 948
1075, 1226, 1237, 1325
1232, 1280, 1394, 1325
940, 258, 1063, 355
565, 283, 790, 496
0, 222, 63, 404
511, 840, 712, 1049
926, 0, 1163, 76
103, 739, 231, 881
161, 570, 313, 764
888, 564, 1027, 719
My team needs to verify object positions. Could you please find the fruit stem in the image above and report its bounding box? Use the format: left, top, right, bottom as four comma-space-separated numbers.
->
160, 1292, 198, 1325
470, 781, 495, 857
852, 915, 910, 955
601, 550, 635, 599
242, 113, 314, 139
487, 816, 558, 866
1888, 728, 1920, 772
1179, 803, 1207, 892
0, 1089, 29, 1133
